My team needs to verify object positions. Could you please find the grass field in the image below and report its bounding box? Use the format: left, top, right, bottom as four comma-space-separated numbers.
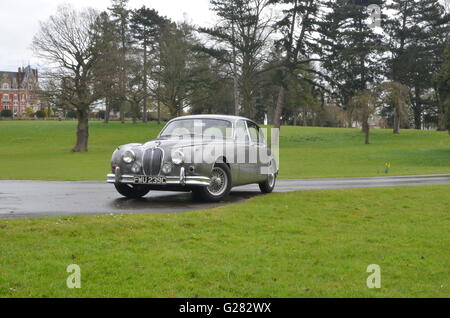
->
0, 120, 449, 181
0, 185, 448, 297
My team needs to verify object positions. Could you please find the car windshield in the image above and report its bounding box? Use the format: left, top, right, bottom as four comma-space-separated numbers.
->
160, 119, 233, 139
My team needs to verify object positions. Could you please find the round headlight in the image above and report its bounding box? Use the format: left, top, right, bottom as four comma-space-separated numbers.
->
122, 150, 135, 164
162, 162, 172, 174
171, 150, 184, 165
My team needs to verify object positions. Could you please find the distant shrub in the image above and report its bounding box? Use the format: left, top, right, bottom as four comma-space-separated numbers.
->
66, 111, 77, 119
1, 109, 12, 117
97, 110, 105, 119
35, 110, 46, 118
25, 107, 34, 117
44, 108, 54, 117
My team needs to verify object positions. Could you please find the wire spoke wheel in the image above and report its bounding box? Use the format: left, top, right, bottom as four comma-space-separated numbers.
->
259, 160, 276, 193
267, 170, 275, 188
207, 166, 228, 196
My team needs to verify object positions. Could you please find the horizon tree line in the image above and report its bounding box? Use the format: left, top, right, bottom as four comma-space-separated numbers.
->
31, 0, 450, 151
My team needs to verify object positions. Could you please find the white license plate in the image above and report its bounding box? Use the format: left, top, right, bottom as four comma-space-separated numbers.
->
134, 176, 166, 184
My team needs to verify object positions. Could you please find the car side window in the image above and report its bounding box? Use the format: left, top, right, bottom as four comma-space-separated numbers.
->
258, 128, 266, 145
247, 121, 259, 143
235, 120, 249, 142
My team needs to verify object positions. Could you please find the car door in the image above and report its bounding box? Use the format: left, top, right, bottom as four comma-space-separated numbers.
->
234, 120, 254, 184
246, 121, 267, 183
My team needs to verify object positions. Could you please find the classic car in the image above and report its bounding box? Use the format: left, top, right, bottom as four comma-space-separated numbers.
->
107, 115, 278, 202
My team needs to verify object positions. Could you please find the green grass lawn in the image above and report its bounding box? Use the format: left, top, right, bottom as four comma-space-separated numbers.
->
0, 185, 448, 297
0, 120, 449, 181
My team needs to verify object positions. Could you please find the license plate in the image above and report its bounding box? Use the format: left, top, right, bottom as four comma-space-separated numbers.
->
134, 176, 166, 185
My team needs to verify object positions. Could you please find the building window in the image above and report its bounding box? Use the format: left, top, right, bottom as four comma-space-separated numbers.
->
2, 94, 9, 101
14, 94, 18, 100
2, 83, 9, 90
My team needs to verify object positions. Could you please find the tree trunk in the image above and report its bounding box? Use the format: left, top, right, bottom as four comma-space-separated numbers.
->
362, 104, 370, 144
435, 86, 446, 131
362, 120, 370, 144
232, 21, 239, 116
273, 86, 285, 129
437, 106, 446, 131
365, 126, 370, 144
157, 99, 161, 124
143, 44, 148, 123
104, 96, 110, 124
120, 102, 125, 124
347, 110, 353, 128
303, 107, 307, 126
72, 110, 89, 152
157, 68, 161, 125
393, 107, 400, 134
413, 87, 422, 129
233, 73, 240, 116
241, 71, 253, 119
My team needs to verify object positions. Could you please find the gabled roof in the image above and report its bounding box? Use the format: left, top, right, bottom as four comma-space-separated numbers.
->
0, 71, 18, 83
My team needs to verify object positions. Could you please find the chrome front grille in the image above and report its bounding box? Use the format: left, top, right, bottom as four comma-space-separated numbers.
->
143, 148, 163, 176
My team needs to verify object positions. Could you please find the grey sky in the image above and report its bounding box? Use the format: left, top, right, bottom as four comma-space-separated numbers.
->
0, 0, 215, 71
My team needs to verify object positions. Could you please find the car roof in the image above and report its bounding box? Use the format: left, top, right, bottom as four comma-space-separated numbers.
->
168, 114, 254, 123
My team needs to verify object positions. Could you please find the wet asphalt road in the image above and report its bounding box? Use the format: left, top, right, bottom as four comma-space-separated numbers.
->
0, 174, 449, 219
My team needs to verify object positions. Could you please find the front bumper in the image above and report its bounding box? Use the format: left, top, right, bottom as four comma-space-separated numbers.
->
106, 167, 211, 186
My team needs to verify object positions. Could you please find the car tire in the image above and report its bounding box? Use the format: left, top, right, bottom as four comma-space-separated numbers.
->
114, 183, 150, 198
192, 163, 232, 202
259, 161, 277, 193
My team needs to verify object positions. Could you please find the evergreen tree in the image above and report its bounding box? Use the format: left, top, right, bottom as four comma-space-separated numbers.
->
109, 0, 131, 123
130, 7, 169, 122
385, 0, 450, 129
320, 0, 385, 127
268, 0, 325, 128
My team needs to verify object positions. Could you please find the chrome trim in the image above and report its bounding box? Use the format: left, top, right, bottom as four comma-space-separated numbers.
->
108, 163, 209, 186
142, 147, 165, 176
180, 167, 185, 185
107, 173, 211, 186
114, 166, 121, 183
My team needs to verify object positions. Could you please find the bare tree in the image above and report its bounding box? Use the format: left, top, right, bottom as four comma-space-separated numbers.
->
350, 90, 377, 144
33, 5, 101, 152
200, 0, 274, 119
157, 22, 196, 117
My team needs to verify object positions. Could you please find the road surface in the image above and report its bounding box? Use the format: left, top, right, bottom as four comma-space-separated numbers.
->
0, 174, 449, 219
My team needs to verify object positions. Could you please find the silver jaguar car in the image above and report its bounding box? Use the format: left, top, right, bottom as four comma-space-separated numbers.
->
107, 115, 278, 202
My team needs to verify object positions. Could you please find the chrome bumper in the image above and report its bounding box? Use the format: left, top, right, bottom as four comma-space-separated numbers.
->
106, 167, 211, 186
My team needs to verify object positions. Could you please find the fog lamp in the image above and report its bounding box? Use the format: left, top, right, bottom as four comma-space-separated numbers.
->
131, 162, 141, 174
162, 162, 172, 174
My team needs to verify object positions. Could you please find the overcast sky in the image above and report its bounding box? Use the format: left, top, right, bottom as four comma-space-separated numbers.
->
0, 0, 215, 72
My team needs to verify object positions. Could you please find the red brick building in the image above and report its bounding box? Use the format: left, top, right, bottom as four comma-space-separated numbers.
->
0, 66, 41, 115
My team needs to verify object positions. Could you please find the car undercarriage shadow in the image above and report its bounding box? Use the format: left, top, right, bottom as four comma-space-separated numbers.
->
109, 190, 263, 212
